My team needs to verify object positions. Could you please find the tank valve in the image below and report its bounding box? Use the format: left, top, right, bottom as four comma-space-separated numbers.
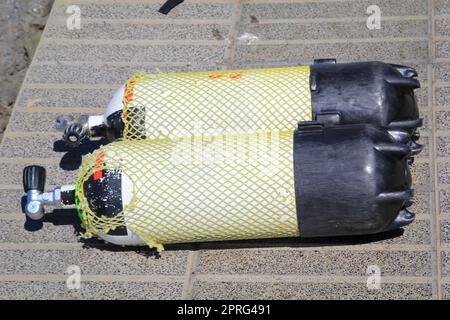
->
23, 166, 75, 220
57, 115, 90, 148
63, 123, 87, 147
57, 115, 107, 147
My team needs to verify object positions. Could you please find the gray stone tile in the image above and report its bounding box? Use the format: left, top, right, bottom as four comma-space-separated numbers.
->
420, 111, 431, 133
442, 220, 450, 244
0, 162, 77, 186
437, 136, 450, 157
46, 23, 230, 41
441, 251, 450, 276
35, 43, 226, 64
359, 219, 430, 245
240, 0, 428, 20
411, 162, 431, 186
436, 111, 450, 130
192, 281, 433, 300
237, 19, 428, 41
436, 0, 450, 15
443, 284, 450, 300
14, 87, 117, 109
3, 125, 90, 172
0, 190, 23, 215
0, 134, 101, 166
0, 134, 62, 159
52, 2, 234, 20
196, 249, 431, 276
436, 18, 450, 37
438, 162, 450, 185
7, 111, 98, 133
378, 220, 430, 245
440, 190, 450, 213
73, 281, 183, 299
436, 41, 450, 59
436, 87, 450, 107
0, 281, 65, 300
411, 190, 431, 216
0, 219, 81, 243
0, 248, 188, 275
416, 87, 429, 111
27, 64, 223, 85
436, 63, 450, 83
235, 41, 429, 65
0, 280, 183, 300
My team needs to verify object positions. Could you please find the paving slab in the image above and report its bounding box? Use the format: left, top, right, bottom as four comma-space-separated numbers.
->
0, 280, 184, 300
0, 0, 447, 300
192, 280, 433, 300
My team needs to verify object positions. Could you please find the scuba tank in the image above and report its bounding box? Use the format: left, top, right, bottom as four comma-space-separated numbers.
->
24, 122, 414, 252
58, 60, 423, 155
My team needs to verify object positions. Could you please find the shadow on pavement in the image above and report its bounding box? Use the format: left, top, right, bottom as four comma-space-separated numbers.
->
24, 216, 405, 251
53, 138, 108, 171
21, 195, 405, 259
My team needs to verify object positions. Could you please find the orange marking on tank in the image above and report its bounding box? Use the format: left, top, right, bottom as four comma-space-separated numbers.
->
229, 72, 243, 80
208, 71, 243, 80
93, 151, 106, 181
208, 74, 225, 79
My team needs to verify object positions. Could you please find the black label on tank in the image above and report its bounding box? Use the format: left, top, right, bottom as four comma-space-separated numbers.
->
83, 169, 123, 218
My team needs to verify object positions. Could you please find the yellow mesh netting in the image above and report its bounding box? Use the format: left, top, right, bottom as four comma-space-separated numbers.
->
76, 131, 299, 251
122, 66, 311, 140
